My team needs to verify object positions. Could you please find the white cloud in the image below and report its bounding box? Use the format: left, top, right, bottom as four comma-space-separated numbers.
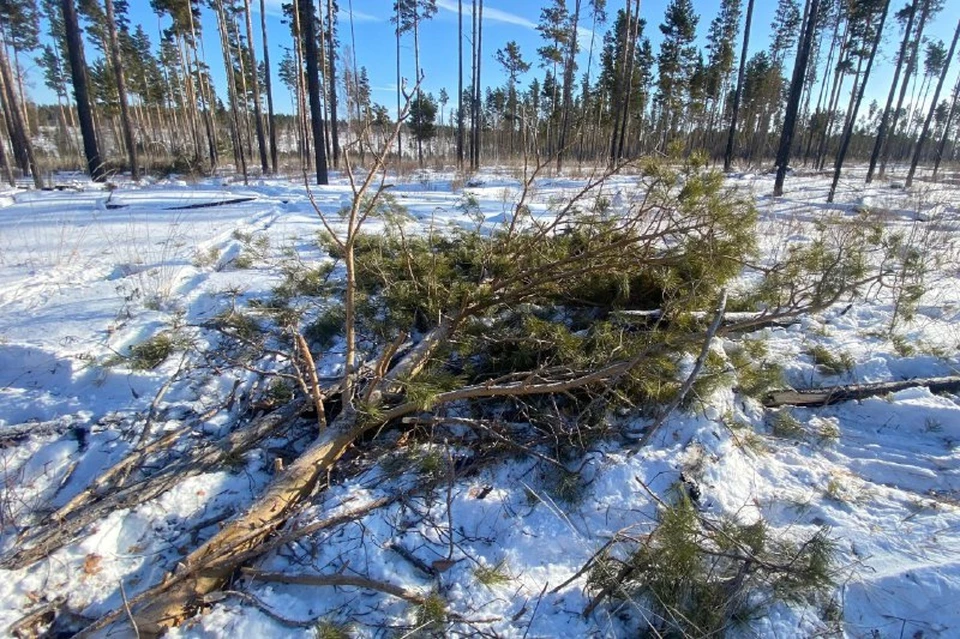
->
260, 0, 380, 23
435, 0, 536, 30
340, 7, 380, 23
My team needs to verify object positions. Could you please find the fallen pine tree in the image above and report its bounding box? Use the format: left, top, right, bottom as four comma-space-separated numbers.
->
40, 141, 915, 635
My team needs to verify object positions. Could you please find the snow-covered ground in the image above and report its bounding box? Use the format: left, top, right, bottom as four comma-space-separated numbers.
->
0, 166, 958, 637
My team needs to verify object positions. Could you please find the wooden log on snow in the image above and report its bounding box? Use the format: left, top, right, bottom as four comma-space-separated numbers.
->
0, 418, 81, 445
763, 376, 960, 407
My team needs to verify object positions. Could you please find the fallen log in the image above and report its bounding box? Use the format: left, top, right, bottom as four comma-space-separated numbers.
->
613, 303, 854, 336
0, 417, 82, 445
763, 376, 960, 407
240, 569, 428, 605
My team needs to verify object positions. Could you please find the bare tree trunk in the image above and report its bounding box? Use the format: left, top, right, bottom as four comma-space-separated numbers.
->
556, 0, 581, 172
104, 0, 139, 181
616, 0, 642, 161
879, 0, 930, 178
215, 0, 248, 184
457, 0, 464, 169
61, 0, 100, 184
472, 0, 483, 170
396, 1, 402, 165
327, 0, 340, 169
0, 47, 28, 177
177, 35, 203, 163
414, 7, 423, 168
803, 15, 840, 164
827, 0, 890, 202
815, 55, 847, 171
774, 0, 822, 196
470, 0, 477, 169
191, 12, 220, 171
906, 18, 960, 187
301, 0, 329, 184
259, 0, 278, 173
244, 0, 269, 174
724, 0, 755, 172
866, 0, 917, 183
0, 97, 13, 185
932, 71, 960, 178
230, 12, 254, 163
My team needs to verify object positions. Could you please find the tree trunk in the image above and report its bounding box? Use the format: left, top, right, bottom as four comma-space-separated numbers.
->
414, 7, 424, 168
176, 35, 203, 164
866, 0, 917, 183
191, 17, 219, 170
292, 0, 311, 171
301, 0, 329, 184
905, 18, 960, 187
215, 0, 248, 184
773, 0, 821, 196
326, 0, 340, 170
803, 15, 841, 164
61, 0, 101, 183
724, 0, 755, 172
470, 0, 477, 169
229, 12, 254, 164
932, 71, 960, 178
616, 0, 642, 161
556, 0, 581, 173
260, 0, 278, 173
0, 105, 13, 185
104, 0, 140, 181
879, 0, 930, 178
457, 0, 464, 169
827, 0, 890, 202
243, 0, 269, 174
396, 1, 402, 166
472, 0, 483, 170
0, 66, 28, 176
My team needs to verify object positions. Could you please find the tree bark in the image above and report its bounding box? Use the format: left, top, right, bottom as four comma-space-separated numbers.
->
724, 0, 755, 172
301, 0, 329, 184
104, 0, 140, 181
62, 0, 102, 182
905, 18, 960, 188
773, 0, 822, 196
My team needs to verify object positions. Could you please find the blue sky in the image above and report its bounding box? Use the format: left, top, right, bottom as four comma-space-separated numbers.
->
25, 1, 960, 118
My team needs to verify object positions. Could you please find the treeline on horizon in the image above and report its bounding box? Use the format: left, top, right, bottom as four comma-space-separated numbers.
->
0, 0, 958, 194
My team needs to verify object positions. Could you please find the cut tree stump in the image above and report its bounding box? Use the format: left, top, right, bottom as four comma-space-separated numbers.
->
763, 376, 960, 407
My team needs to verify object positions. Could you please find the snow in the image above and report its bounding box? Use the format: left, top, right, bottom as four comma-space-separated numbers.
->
0, 167, 959, 637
